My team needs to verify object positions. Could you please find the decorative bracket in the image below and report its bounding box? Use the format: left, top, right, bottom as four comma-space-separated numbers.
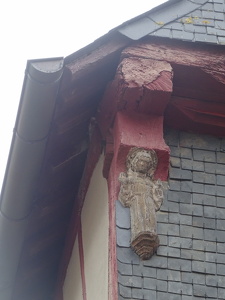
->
118, 147, 164, 260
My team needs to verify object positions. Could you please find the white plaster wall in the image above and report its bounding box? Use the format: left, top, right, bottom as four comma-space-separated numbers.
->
81, 154, 109, 300
63, 154, 109, 300
63, 238, 83, 300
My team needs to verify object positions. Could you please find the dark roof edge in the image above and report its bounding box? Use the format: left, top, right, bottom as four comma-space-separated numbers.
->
0, 58, 64, 300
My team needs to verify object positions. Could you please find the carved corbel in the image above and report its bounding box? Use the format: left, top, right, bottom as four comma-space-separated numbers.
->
118, 147, 164, 260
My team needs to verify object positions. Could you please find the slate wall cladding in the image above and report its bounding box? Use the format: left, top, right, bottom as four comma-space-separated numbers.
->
116, 129, 225, 300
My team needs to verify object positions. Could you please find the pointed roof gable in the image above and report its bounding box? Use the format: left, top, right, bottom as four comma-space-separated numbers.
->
119, 0, 225, 44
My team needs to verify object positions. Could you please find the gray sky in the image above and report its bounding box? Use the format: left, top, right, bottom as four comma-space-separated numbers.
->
0, 0, 166, 189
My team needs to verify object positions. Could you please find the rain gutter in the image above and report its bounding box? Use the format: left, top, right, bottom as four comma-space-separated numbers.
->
0, 58, 64, 300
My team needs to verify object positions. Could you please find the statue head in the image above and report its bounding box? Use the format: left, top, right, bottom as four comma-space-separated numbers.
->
126, 147, 158, 177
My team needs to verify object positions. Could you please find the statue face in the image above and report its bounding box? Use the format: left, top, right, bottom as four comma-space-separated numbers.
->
131, 152, 154, 173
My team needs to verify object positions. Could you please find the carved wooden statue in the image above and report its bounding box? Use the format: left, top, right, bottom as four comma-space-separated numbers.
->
118, 147, 163, 260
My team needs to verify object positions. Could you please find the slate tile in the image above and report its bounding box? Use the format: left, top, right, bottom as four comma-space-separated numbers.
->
217, 242, 225, 253
168, 258, 191, 271
132, 264, 156, 277
180, 148, 192, 159
205, 252, 216, 262
205, 162, 225, 175
169, 213, 192, 225
116, 200, 130, 229
191, 272, 205, 285
193, 194, 216, 206
156, 280, 167, 292
168, 281, 182, 293
204, 184, 217, 195
217, 207, 225, 219
217, 264, 225, 275
214, 3, 225, 12
158, 234, 168, 246
201, 2, 214, 10
167, 247, 181, 258
218, 36, 225, 44
204, 206, 217, 218
204, 228, 217, 241
143, 277, 156, 289
168, 270, 181, 282
202, 10, 224, 20
180, 181, 192, 192
206, 274, 218, 286
169, 168, 192, 180
217, 197, 225, 208
217, 152, 225, 163
132, 288, 143, 299
157, 212, 169, 223
157, 246, 168, 256
192, 239, 204, 251
203, 218, 216, 229
217, 174, 225, 185
205, 241, 217, 252
192, 261, 216, 274
193, 149, 216, 162
218, 276, 225, 287
184, 23, 207, 33
119, 284, 132, 298
217, 219, 225, 230
168, 191, 191, 203
207, 26, 225, 36
169, 179, 180, 191
172, 30, 194, 41
181, 296, 193, 300
117, 227, 130, 247
216, 253, 225, 264
217, 230, 225, 242
182, 283, 192, 295
117, 246, 139, 264
154, 28, 172, 38
143, 289, 156, 300
142, 266, 157, 278
118, 274, 142, 288
193, 172, 216, 184
117, 261, 133, 276
157, 269, 168, 280
192, 183, 204, 193
165, 22, 184, 30
180, 132, 220, 151
215, 20, 225, 30
193, 284, 206, 297
191, 9, 203, 18
143, 256, 168, 268
218, 287, 225, 299
170, 146, 181, 157
170, 157, 180, 167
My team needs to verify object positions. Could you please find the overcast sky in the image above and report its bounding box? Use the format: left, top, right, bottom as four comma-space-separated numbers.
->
0, 0, 167, 189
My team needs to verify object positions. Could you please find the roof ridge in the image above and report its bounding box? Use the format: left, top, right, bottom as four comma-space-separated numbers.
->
118, 0, 209, 40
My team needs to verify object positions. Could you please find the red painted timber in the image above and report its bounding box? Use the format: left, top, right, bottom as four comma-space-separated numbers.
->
78, 219, 87, 300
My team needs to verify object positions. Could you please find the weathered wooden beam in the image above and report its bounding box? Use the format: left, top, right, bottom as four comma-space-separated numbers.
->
98, 57, 173, 138
122, 39, 225, 79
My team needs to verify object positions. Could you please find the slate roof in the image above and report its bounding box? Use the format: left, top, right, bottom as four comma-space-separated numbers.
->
119, 0, 225, 45
116, 130, 225, 299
